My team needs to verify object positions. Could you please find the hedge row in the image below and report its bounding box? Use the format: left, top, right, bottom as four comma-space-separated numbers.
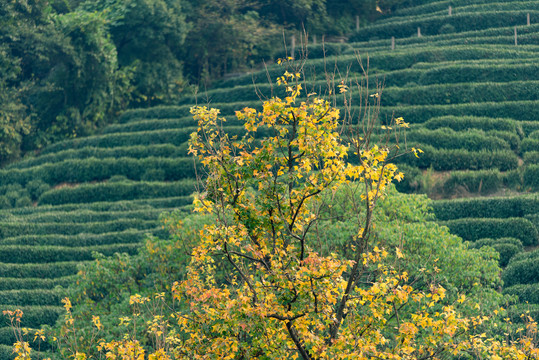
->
0, 276, 74, 291
523, 151, 539, 164
473, 237, 523, 250
504, 283, 539, 304
350, 11, 539, 41
0, 262, 81, 279
0, 157, 197, 187
349, 23, 539, 53
118, 101, 260, 123
18, 208, 166, 224
8, 144, 186, 170
522, 165, 539, 190
423, 115, 516, 133
38, 180, 197, 205
396, 145, 518, 171
436, 169, 507, 197
379, 100, 539, 124
520, 138, 539, 154
385, 0, 538, 18
520, 121, 539, 136
382, 80, 539, 106
509, 248, 539, 265
181, 77, 539, 108
0, 289, 61, 306
383, 62, 539, 87
405, 128, 511, 152
0, 327, 53, 351
432, 196, 539, 221
40, 127, 197, 154
1, 229, 158, 247
471, 238, 523, 268
0, 196, 193, 217
0, 244, 140, 264
202, 45, 538, 88
502, 257, 539, 287
440, 217, 538, 246
525, 214, 539, 234
0, 305, 63, 327
102, 117, 198, 134
0, 219, 158, 238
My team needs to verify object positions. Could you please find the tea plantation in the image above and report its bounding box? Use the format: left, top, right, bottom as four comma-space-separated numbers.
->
0, 0, 538, 356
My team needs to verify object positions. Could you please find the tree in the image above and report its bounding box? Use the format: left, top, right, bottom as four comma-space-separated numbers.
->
77, 0, 190, 106
9, 64, 539, 359
174, 65, 538, 358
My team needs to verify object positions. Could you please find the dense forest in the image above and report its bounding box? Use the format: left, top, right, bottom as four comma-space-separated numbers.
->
0, 0, 416, 165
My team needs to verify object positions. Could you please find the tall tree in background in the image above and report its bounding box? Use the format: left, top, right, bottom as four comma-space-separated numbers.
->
77, 0, 190, 106
182, 0, 280, 84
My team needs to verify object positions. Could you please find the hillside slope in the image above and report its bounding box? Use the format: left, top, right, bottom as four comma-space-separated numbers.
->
0, 0, 538, 356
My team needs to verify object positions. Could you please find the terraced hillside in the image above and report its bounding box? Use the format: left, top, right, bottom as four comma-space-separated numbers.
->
0, 0, 538, 356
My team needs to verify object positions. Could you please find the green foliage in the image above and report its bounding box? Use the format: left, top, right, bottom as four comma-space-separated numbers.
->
350, 10, 539, 41
508, 248, 539, 265
380, 100, 539, 124
78, 0, 190, 106
0, 277, 74, 291
441, 217, 539, 246
383, 62, 539, 87
0, 262, 80, 279
504, 283, 539, 304
406, 127, 510, 152
432, 196, 539, 221
423, 115, 516, 133
57, 213, 210, 354
8, 144, 186, 170
1, 229, 154, 247
0, 289, 61, 306
0, 157, 197, 186
38, 180, 196, 205
396, 145, 518, 171
503, 258, 539, 287
382, 81, 539, 106
0, 244, 140, 263
522, 165, 539, 190
438, 169, 504, 197
473, 237, 523, 250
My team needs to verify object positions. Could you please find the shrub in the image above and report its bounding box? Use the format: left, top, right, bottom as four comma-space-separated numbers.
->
380, 101, 539, 124
2, 229, 153, 247
382, 81, 539, 107
0, 262, 80, 279
520, 138, 539, 154
473, 237, 523, 250
441, 217, 538, 246
405, 128, 510, 152
350, 11, 539, 41
438, 23, 456, 34
509, 248, 539, 265
0, 219, 158, 238
0, 276, 74, 291
25, 180, 50, 201
0, 289, 61, 306
396, 145, 518, 171
432, 196, 539, 220
423, 116, 516, 133
502, 258, 539, 287
438, 169, 503, 197
0, 244, 140, 264
504, 283, 539, 304
522, 165, 539, 189
38, 180, 196, 205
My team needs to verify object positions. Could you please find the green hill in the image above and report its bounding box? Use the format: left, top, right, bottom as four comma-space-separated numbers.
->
0, 0, 538, 356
